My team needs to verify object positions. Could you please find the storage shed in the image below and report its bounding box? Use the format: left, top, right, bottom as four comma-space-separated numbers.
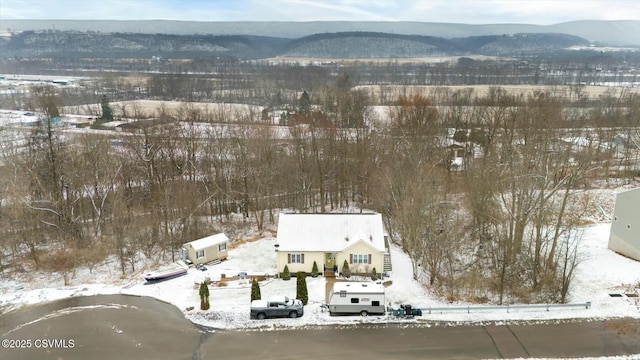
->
182, 233, 229, 265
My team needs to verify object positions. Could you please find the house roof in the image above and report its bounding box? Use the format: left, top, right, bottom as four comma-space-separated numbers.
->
276, 213, 386, 253
184, 233, 229, 251
616, 187, 640, 197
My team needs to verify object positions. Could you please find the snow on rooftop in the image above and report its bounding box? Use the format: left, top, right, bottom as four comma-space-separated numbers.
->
185, 233, 229, 251
0, 109, 41, 126
276, 212, 386, 252
614, 187, 640, 196
330, 281, 385, 294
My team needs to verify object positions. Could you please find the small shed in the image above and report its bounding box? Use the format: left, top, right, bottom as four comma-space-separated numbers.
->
608, 188, 640, 261
182, 233, 230, 265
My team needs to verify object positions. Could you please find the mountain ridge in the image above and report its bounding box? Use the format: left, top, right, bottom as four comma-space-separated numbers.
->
0, 30, 591, 59
1, 20, 638, 45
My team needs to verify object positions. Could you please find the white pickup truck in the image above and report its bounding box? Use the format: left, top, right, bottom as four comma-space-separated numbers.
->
250, 296, 304, 320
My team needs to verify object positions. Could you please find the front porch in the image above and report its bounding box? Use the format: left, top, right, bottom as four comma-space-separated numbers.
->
323, 266, 337, 277
324, 252, 337, 277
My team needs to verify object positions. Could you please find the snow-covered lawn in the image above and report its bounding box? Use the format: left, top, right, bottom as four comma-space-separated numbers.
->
2, 220, 640, 332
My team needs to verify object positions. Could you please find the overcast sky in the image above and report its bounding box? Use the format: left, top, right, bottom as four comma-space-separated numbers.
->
0, 0, 638, 24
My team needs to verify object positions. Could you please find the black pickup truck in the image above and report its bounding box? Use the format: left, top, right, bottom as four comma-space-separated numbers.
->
250, 296, 304, 320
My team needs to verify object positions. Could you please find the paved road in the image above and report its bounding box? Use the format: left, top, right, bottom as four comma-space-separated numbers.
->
0, 295, 204, 360
1, 295, 639, 360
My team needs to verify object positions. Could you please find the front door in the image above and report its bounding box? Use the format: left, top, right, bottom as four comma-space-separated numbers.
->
324, 253, 335, 271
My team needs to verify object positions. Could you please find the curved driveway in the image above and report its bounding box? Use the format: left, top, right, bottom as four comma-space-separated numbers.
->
1, 295, 639, 360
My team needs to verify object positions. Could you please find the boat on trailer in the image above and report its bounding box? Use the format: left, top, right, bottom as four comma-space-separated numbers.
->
144, 261, 189, 282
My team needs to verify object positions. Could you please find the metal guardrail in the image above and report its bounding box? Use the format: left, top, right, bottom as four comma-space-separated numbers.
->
421, 302, 591, 314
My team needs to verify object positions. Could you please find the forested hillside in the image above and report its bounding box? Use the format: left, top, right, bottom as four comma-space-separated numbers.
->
2, 19, 639, 45
0, 30, 591, 59
0, 31, 286, 59
281, 32, 456, 58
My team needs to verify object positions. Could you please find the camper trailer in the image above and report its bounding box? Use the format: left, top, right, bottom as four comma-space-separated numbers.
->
327, 282, 386, 316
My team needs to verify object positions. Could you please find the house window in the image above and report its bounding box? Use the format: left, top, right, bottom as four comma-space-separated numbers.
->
350, 298, 360, 304
351, 254, 371, 264
196, 249, 204, 259
218, 243, 227, 251
288, 253, 304, 263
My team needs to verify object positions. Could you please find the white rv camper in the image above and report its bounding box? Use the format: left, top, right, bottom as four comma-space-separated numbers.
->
327, 282, 386, 316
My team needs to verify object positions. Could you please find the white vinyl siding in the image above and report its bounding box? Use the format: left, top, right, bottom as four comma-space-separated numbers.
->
608, 188, 640, 261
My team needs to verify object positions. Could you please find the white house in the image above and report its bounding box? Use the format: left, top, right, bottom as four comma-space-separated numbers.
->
182, 233, 230, 265
608, 188, 640, 261
275, 213, 390, 276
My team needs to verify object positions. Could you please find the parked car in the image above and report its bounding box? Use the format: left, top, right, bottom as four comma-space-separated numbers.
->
196, 264, 207, 271
250, 295, 304, 320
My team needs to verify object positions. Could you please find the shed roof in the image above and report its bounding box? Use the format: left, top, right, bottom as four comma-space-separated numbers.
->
184, 233, 229, 251
276, 213, 386, 253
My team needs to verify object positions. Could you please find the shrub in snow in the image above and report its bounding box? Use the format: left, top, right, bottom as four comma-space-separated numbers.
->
341, 260, 351, 278
311, 261, 319, 278
251, 278, 261, 301
282, 265, 291, 280
371, 267, 379, 281
199, 282, 210, 310
296, 271, 308, 305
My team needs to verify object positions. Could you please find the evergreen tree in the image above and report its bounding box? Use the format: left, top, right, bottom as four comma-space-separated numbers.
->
100, 94, 114, 121
251, 278, 261, 301
296, 271, 308, 305
199, 282, 210, 310
282, 265, 291, 280
298, 90, 311, 115
453, 129, 468, 143
311, 261, 319, 278
341, 260, 351, 278
371, 267, 379, 281
469, 128, 489, 146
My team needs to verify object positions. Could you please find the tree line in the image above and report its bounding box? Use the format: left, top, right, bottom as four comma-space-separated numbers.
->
2, 49, 639, 110
1, 82, 639, 305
